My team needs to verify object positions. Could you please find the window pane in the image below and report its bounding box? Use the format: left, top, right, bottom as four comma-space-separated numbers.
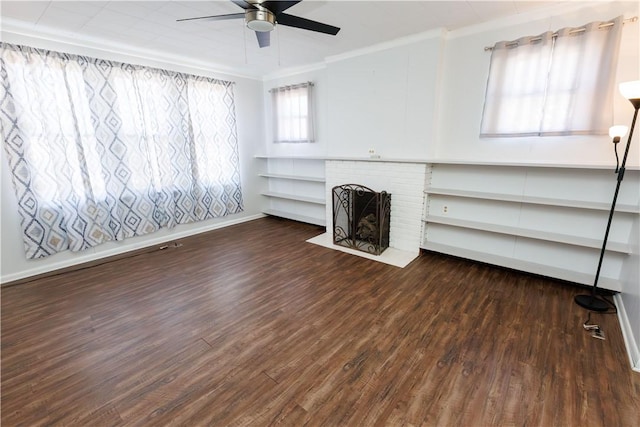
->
272, 83, 314, 143
480, 17, 622, 137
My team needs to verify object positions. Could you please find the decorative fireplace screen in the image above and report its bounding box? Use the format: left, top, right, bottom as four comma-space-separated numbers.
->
332, 184, 391, 255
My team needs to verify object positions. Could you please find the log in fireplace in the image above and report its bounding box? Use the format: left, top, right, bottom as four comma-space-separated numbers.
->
332, 184, 391, 255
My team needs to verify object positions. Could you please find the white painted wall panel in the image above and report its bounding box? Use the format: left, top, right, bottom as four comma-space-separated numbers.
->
619, 214, 640, 370
517, 204, 633, 246
326, 37, 442, 159
426, 224, 517, 257
511, 238, 624, 279
430, 164, 528, 196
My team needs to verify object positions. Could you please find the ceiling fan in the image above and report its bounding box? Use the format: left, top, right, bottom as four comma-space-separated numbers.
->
177, 0, 340, 48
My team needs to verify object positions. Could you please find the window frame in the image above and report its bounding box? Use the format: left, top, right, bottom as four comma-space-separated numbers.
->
480, 17, 623, 138
270, 81, 315, 143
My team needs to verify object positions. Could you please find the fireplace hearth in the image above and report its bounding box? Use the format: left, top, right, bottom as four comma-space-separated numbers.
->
332, 184, 391, 255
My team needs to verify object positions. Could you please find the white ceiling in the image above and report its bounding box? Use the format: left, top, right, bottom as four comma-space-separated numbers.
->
1, 1, 567, 78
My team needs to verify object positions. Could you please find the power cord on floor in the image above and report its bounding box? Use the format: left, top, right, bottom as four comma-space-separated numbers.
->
580, 293, 619, 341
583, 312, 606, 340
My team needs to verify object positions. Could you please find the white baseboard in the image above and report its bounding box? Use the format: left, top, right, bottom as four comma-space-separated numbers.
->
614, 294, 640, 373
1, 214, 265, 285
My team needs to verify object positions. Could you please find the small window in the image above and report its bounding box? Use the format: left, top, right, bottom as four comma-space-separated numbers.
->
271, 82, 315, 143
480, 16, 623, 137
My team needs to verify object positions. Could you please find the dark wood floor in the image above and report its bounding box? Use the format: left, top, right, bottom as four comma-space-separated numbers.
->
2, 217, 639, 426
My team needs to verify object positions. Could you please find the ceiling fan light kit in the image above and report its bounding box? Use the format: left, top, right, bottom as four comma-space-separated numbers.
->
178, 0, 340, 48
246, 9, 275, 32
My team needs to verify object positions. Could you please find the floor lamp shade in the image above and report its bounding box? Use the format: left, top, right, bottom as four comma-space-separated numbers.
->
619, 80, 640, 106
608, 125, 628, 139
574, 80, 640, 312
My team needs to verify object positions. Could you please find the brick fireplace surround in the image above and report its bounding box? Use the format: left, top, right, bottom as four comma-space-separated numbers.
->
306, 159, 428, 266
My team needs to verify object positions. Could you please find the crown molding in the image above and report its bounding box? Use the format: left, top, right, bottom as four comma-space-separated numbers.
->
325, 27, 446, 64
0, 18, 262, 81
262, 27, 446, 80
447, 0, 618, 40
262, 61, 327, 81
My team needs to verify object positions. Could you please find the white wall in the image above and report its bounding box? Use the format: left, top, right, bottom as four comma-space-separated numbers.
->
262, 31, 445, 160
0, 30, 265, 284
325, 33, 444, 159
619, 207, 640, 370
437, 0, 640, 166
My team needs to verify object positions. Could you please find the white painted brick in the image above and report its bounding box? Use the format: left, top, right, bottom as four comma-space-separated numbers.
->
326, 160, 427, 253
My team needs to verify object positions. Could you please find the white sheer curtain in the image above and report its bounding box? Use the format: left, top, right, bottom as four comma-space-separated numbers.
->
481, 32, 554, 136
481, 16, 623, 137
271, 82, 315, 143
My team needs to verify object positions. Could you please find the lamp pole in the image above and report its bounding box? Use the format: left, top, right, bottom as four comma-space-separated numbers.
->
575, 80, 640, 312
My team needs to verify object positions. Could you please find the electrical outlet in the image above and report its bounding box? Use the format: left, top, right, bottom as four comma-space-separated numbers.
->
442, 205, 448, 214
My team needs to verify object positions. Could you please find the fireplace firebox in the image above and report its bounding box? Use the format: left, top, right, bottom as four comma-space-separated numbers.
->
332, 184, 391, 255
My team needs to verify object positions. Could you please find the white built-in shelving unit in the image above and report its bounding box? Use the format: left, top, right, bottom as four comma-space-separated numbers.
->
255, 156, 327, 226
254, 157, 639, 292
421, 162, 640, 292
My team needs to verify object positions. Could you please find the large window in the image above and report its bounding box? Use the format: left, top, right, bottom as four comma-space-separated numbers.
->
480, 16, 623, 137
271, 82, 315, 143
0, 43, 243, 258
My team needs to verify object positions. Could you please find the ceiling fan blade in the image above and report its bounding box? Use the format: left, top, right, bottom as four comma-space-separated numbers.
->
256, 31, 270, 48
230, 0, 255, 10
276, 13, 340, 35
177, 13, 245, 22
262, 1, 302, 15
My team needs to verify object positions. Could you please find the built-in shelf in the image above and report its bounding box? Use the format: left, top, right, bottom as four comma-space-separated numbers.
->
424, 215, 631, 253
258, 173, 325, 182
422, 163, 639, 292
263, 209, 325, 226
428, 159, 640, 171
425, 187, 640, 214
255, 156, 640, 170
260, 191, 324, 205
421, 241, 621, 291
254, 158, 637, 293
255, 155, 326, 160
257, 157, 327, 227
254, 155, 430, 164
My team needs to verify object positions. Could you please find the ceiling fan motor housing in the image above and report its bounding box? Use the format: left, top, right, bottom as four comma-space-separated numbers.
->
246, 9, 276, 32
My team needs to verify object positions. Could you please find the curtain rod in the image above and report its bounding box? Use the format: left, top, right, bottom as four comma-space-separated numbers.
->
484, 16, 637, 51
269, 81, 314, 93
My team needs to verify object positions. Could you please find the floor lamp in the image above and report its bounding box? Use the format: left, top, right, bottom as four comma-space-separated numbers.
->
575, 80, 640, 311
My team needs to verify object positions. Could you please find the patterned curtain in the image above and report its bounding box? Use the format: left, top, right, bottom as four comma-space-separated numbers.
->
0, 43, 243, 259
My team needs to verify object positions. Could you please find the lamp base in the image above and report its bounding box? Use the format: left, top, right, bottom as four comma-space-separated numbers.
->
574, 294, 609, 312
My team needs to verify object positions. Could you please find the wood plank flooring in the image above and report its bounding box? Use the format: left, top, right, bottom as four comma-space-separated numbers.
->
2, 217, 639, 426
